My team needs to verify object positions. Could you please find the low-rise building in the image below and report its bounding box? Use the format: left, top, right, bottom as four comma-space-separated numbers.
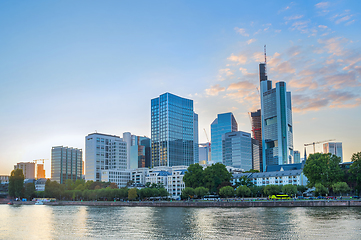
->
0, 175, 9, 184
101, 170, 131, 188
35, 178, 47, 191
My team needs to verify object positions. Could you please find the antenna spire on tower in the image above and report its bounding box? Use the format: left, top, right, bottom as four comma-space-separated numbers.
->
264, 45, 267, 64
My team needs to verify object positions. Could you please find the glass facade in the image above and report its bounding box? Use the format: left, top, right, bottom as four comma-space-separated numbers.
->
323, 142, 343, 162
51, 146, 82, 184
130, 136, 151, 169
222, 131, 252, 171
211, 112, 238, 163
151, 93, 197, 167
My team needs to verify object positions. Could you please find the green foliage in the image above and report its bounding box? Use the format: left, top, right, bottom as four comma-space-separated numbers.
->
350, 152, 361, 194
181, 187, 195, 199
332, 182, 350, 196
203, 163, 232, 193
194, 187, 209, 198
24, 183, 35, 200
128, 188, 138, 200
183, 163, 204, 188
235, 176, 254, 188
303, 153, 344, 188
236, 185, 251, 197
65, 179, 74, 190
243, 169, 260, 173
263, 185, 280, 196
281, 184, 297, 196
9, 169, 25, 198
218, 186, 235, 198
314, 183, 329, 196
126, 180, 135, 187
45, 180, 65, 199
250, 186, 264, 197
297, 185, 307, 193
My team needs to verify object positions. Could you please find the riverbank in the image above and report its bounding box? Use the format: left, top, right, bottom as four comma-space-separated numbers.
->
4, 200, 361, 207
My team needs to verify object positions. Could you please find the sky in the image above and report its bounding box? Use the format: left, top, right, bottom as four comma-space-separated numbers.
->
1, 1, 361, 176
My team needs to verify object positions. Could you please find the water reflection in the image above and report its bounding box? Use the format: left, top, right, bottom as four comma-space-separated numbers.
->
1, 205, 361, 239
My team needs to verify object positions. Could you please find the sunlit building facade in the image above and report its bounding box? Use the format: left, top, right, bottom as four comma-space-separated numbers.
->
211, 112, 238, 163
323, 142, 343, 162
51, 146, 82, 184
151, 92, 198, 167
14, 162, 36, 179
199, 143, 211, 164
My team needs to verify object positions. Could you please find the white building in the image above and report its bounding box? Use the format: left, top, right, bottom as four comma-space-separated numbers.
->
0, 175, 9, 184
85, 133, 127, 182
101, 170, 131, 188
35, 178, 47, 191
323, 142, 343, 162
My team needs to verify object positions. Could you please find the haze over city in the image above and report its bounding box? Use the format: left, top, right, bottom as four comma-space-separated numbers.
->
1, 0, 360, 176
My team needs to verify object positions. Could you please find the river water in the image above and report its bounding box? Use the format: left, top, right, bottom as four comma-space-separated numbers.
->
1, 205, 361, 239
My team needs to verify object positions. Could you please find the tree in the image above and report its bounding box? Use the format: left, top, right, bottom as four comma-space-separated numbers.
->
243, 169, 260, 173
203, 163, 232, 193
282, 184, 297, 196
250, 186, 264, 197
183, 163, 204, 188
128, 188, 137, 200
126, 180, 135, 187
181, 187, 195, 199
236, 185, 251, 198
314, 183, 329, 196
263, 185, 280, 196
24, 183, 35, 200
65, 179, 74, 190
235, 176, 254, 187
8, 169, 25, 198
332, 182, 351, 196
297, 185, 307, 194
108, 182, 118, 189
219, 186, 235, 198
194, 187, 209, 199
303, 153, 344, 188
349, 152, 361, 195
158, 188, 169, 198
216, 181, 232, 194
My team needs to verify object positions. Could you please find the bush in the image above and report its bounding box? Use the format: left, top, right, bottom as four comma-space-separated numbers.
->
219, 186, 235, 198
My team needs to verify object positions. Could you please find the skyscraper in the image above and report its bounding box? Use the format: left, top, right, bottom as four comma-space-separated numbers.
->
251, 109, 263, 172
151, 92, 198, 167
260, 63, 294, 171
211, 112, 238, 163
85, 133, 127, 181
51, 146, 82, 184
323, 142, 343, 162
14, 162, 36, 179
222, 131, 252, 171
199, 143, 211, 164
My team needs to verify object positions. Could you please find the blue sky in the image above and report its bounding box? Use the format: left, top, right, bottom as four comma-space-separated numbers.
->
1, 1, 360, 176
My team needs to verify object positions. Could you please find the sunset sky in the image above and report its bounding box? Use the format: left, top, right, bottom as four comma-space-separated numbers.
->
1, 1, 360, 176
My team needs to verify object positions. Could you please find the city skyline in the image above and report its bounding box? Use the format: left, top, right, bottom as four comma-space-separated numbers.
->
1, 1, 361, 175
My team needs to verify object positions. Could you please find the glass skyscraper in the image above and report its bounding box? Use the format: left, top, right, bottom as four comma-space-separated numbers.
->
323, 142, 343, 162
260, 63, 294, 171
151, 92, 198, 167
51, 146, 82, 184
211, 112, 238, 163
222, 131, 252, 171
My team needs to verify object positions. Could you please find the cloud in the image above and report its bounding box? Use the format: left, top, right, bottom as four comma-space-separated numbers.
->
318, 25, 328, 29
318, 37, 349, 56
284, 15, 304, 21
315, 2, 329, 9
219, 68, 234, 77
247, 39, 257, 45
227, 54, 247, 64
271, 61, 296, 74
291, 21, 310, 33
345, 20, 355, 26
205, 84, 225, 96
335, 15, 351, 24
228, 81, 256, 91
234, 27, 249, 37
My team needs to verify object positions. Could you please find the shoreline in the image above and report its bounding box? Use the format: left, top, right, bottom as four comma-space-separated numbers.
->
3, 200, 361, 207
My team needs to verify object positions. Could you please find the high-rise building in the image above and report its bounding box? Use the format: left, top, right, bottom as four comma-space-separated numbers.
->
199, 143, 211, 164
252, 138, 261, 172
211, 112, 238, 163
194, 113, 199, 165
129, 135, 151, 169
323, 142, 343, 162
251, 109, 263, 172
259, 63, 294, 171
51, 146, 82, 184
151, 92, 198, 167
222, 131, 252, 171
14, 162, 35, 179
294, 150, 301, 163
37, 164, 46, 179
85, 133, 127, 181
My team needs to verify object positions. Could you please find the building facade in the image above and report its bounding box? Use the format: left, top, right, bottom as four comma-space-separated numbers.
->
151, 92, 198, 167
199, 143, 211, 164
323, 142, 343, 162
252, 138, 261, 172
294, 151, 301, 163
211, 112, 238, 163
222, 131, 252, 171
85, 133, 127, 182
14, 162, 36, 179
51, 146, 82, 184
37, 164, 46, 179
259, 63, 294, 171
124, 133, 151, 169
251, 109, 263, 172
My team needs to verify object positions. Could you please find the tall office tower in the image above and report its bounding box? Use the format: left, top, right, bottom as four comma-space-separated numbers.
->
294, 150, 301, 163
199, 143, 211, 164
37, 164, 46, 179
194, 113, 199, 164
251, 109, 263, 172
260, 63, 294, 171
14, 162, 36, 179
51, 146, 82, 184
151, 92, 197, 167
85, 133, 127, 181
252, 139, 261, 172
129, 135, 151, 169
222, 131, 252, 171
323, 142, 343, 162
211, 112, 238, 163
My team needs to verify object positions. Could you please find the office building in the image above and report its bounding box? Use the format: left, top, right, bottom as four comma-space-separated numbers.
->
222, 131, 252, 171
252, 138, 261, 172
14, 162, 35, 179
37, 164, 46, 179
128, 134, 151, 169
194, 113, 199, 165
85, 133, 127, 182
251, 109, 263, 171
199, 143, 211, 164
323, 142, 343, 162
259, 63, 294, 171
211, 112, 238, 163
151, 92, 198, 167
51, 146, 82, 184
294, 151, 301, 164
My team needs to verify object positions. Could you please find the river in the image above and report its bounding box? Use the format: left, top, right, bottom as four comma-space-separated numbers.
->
1, 205, 360, 239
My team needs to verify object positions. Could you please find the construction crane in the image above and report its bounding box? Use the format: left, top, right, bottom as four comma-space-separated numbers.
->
203, 128, 210, 143
304, 139, 336, 154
